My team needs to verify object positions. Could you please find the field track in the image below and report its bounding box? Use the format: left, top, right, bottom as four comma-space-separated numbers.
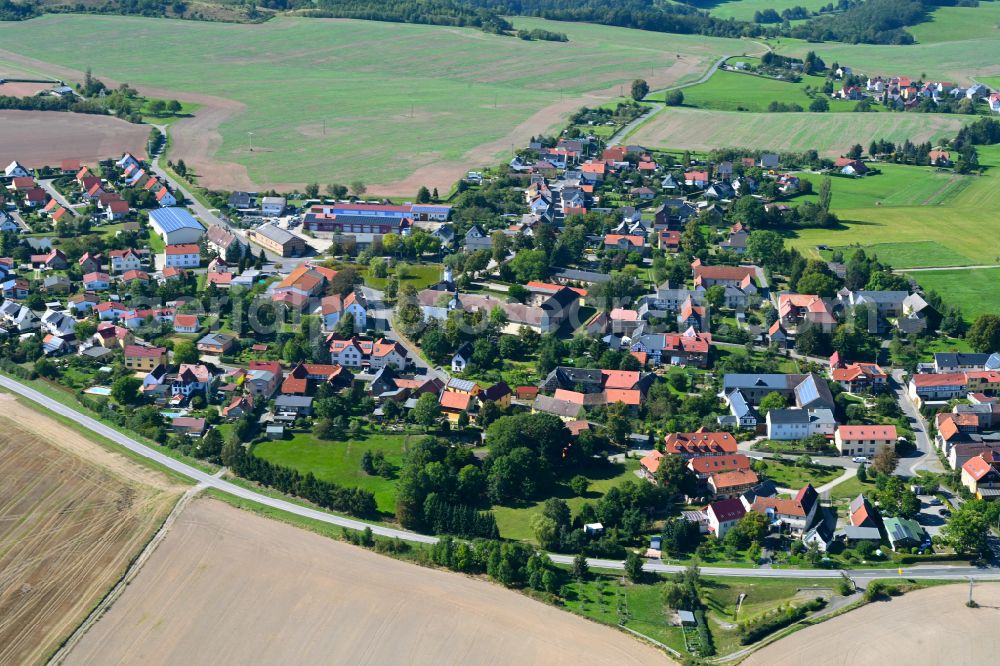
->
65, 498, 668, 666
0, 395, 180, 665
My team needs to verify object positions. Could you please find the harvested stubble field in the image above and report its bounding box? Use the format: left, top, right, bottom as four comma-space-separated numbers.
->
0, 110, 149, 168
66, 498, 667, 666
743, 583, 1000, 666
0, 15, 746, 194
0, 394, 181, 665
628, 107, 965, 157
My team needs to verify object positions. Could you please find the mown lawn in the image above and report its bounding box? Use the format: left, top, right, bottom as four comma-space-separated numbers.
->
364, 262, 441, 291
760, 459, 841, 489
908, 268, 1000, 322
798, 165, 974, 210
253, 431, 419, 514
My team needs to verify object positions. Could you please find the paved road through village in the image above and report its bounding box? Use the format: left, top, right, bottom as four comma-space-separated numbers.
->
2, 374, 996, 581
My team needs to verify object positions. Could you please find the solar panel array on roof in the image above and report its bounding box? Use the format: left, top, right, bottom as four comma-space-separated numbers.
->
149, 207, 202, 233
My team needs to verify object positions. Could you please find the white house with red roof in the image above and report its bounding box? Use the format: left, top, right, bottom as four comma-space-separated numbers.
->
163, 243, 201, 268
322, 292, 367, 331
108, 248, 143, 274
834, 424, 897, 457
329, 337, 406, 370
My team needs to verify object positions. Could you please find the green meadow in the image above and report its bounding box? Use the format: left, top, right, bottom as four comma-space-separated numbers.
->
907, 268, 1000, 322
785, 145, 1000, 272
692, 0, 831, 21
680, 67, 875, 113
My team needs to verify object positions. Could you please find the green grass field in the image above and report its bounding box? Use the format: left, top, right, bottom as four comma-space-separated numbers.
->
824, 242, 970, 269
800, 164, 973, 210
785, 145, 1000, 271
253, 431, 417, 514
491, 459, 641, 542
680, 68, 874, 113
0, 15, 744, 191
906, 268, 1000, 322
907, 3, 1000, 44
692, 0, 831, 21
629, 106, 964, 157
762, 460, 841, 489
363, 263, 441, 291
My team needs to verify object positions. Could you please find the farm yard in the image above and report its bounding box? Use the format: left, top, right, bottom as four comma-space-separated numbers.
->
0, 110, 150, 169
628, 107, 964, 157
0, 15, 746, 194
0, 395, 180, 666
64, 498, 665, 666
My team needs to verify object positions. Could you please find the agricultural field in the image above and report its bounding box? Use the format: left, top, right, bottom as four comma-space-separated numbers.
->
0, 395, 180, 665
65, 498, 665, 665
0, 15, 746, 195
628, 107, 964, 157
744, 583, 995, 666
252, 431, 416, 514
773, 32, 1000, 84
0, 109, 149, 169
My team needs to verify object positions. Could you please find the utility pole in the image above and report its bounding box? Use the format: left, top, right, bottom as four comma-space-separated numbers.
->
247, 131, 254, 152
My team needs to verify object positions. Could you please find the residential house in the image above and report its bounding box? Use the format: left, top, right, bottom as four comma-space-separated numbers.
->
664, 429, 738, 457
451, 342, 473, 373
829, 354, 888, 394
82, 272, 112, 291
766, 408, 836, 441
174, 314, 199, 333
908, 373, 968, 404
124, 344, 168, 372
261, 196, 287, 216
329, 337, 406, 370
531, 394, 583, 421
207, 225, 246, 259
750, 485, 818, 536
108, 249, 143, 274
464, 225, 493, 252
705, 499, 746, 539
439, 390, 474, 423
321, 291, 367, 331
172, 364, 213, 398
962, 452, 1000, 499
849, 494, 880, 529
835, 425, 898, 457
163, 243, 201, 268
197, 332, 236, 355
275, 395, 313, 420
629, 328, 711, 368
883, 516, 928, 551
245, 368, 280, 399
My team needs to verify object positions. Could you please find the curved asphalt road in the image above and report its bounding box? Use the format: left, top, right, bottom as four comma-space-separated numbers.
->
4, 374, 999, 580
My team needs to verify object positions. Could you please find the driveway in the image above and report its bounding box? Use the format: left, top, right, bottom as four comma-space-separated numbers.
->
891, 369, 944, 476
39, 178, 78, 215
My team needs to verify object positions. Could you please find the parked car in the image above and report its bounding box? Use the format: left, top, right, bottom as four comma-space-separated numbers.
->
929, 498, 942, 506
939, 508, 951, 516
852, 456, 869, 463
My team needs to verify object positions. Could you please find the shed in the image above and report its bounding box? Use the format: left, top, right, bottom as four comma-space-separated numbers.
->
678, 610, 696, 626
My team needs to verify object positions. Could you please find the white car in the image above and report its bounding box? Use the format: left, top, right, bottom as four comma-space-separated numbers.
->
852, 456, 869, 464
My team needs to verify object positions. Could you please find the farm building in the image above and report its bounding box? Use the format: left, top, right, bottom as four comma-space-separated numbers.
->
246, 224, 306, 257
149, 208, 205, 245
